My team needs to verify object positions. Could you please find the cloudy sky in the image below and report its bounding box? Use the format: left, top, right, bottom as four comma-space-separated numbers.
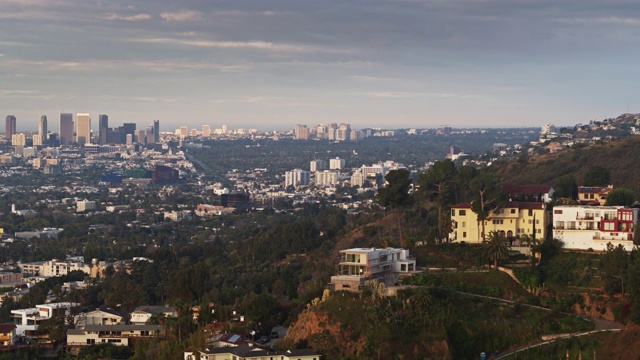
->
2, 0, 640, 131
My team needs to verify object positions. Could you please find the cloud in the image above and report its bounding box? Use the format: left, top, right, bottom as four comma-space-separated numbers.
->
209, 97, 270, 104
132, 37, 322, 53
2, 59, 250, 73
366, 91, 487, 99
160, 10, 202, 21
102, 12, 152, 21
132, 97, 176, 103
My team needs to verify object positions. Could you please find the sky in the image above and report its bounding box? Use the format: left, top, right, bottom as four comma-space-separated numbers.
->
2, 0, 640, 132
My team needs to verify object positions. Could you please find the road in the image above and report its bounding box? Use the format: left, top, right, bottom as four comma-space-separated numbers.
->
455, 292, 624, 359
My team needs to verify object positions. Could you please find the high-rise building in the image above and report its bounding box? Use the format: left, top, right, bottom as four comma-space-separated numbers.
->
316, 170, 339, 186
221, 124, 228, 133
284, 169, 310, 187
202, 125, 211, 138
179, 126, 188, 138
294, 124, 310, 140
76, 113, 91, 145
11, 133, 26, 146
59, 113, 73, 145
153, 120, 160, 143
134, 129, 146, 144
5, 115, 16, 140
38, 115, 47, 144
329, 157, 345, 170
98, 115, 108, 145
310, 159, 326, 172
123, 123, 136, 143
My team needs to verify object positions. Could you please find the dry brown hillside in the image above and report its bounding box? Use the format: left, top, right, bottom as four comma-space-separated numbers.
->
491, 136, 640, 195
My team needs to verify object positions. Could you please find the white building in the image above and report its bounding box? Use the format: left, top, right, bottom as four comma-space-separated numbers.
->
330, 247, 418, 292
11, 133, 26, 146
11, 302, 78, 336
130, 306, 176, 325
309, 159, 326, 172
315, 170, 339, 186
329, 157, 345, 170
284, 169, 310, 187
552, 205, 638, 251
18, 259, 91, 277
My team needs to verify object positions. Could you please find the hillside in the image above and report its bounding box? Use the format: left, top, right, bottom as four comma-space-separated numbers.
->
491, 136, 640, 196
280, 274, 593, 360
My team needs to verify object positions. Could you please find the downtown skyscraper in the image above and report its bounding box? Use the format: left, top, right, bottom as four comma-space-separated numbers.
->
98, 114, 108, 145
59, 113, 73, 145
76, 113, 91, 145
5, 115, 16, 140
153, 120, 160, 143
38, 115, 48, 144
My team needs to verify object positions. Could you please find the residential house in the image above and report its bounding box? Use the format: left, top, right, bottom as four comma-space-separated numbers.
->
184, 343, 321, 360
66, 324, 161, 348
130, 306, 176, 325
502, 185, 554, 203
11, 302, 78, 337
0, 323, 16, 346
449, 202, 549, 244
552, 205, 638, 251
207, 333, 250, 348
330, 247, 417, 292
75, 308, 124, 329
578, 185, 613, 205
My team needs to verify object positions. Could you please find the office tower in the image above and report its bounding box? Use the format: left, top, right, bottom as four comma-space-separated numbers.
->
126, 134, 133, 145
5, 115, 16, 140
179, 126, 188, 138
134, 129, 146, 144
59, 113, 73, 145
310, 159, 326, 172
98, 115, 108, 145
202, 125, 211, 138
123, 123, 136, 142
153, 120, 160, 143
76, 113, 91, 144
38, 115, 47, 144
190, 128, 198, 137
221, 124, 228, 133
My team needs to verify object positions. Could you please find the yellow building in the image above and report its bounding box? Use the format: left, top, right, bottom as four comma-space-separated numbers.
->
577, 185, 613, 206
449, 202, 549, 243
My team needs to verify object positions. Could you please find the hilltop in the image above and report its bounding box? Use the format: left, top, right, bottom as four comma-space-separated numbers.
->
491, 136, 640, 195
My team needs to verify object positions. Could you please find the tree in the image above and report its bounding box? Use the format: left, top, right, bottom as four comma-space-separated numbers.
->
605, 188, 635, 206
519, 234, 540, 265
481, 230, 510, 269
554, 175, 578, 200
378, 169, 413, 248
582, 165, 611, 187
470, 173, 503, 240
418, 159, 457, 243
601, 243, 629, 296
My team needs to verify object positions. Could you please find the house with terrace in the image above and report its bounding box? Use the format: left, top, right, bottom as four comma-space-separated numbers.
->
330, 247, 417, 292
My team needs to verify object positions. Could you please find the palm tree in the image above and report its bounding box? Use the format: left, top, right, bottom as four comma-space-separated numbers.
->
520, 234, 541, 265
482, 230, 510, 269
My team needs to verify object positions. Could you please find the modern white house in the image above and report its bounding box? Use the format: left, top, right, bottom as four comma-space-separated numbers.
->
130, 306, 176, 325
330, 247, 418, 292
11, 302, 78, 337
552, 205, 638, 251
74, 308, 124, 329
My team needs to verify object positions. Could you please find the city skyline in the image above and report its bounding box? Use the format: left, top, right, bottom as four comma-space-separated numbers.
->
1, 1, 640, 130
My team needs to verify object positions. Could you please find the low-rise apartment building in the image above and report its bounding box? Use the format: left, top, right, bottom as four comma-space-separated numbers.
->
67, 324, 161, 348
185, 343, 321, 360
330, 247, 417, 292
449, 202, 549, 243
552, 205, 638, 251
18, 259, 90, 277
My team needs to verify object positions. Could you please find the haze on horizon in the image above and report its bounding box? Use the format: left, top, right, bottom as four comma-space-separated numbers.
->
1, 0, 639, 131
